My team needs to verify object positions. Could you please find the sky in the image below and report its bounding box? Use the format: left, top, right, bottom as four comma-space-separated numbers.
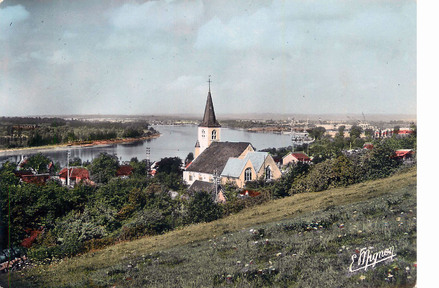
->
0, 0, 416, 117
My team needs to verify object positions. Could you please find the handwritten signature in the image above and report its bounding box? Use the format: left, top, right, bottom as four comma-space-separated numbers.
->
349, 246, 397, 272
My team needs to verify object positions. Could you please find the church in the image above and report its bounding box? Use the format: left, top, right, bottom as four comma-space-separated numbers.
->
183, 81, 281, 193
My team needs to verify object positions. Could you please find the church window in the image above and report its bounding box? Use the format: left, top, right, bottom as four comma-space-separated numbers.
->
212, 130, 217, 140
202, 129, 206, 138
265, 166, 271, 180
245, 168, 252, 182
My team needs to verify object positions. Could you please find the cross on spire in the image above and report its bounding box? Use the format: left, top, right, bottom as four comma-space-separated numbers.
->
207, 75, 212, 93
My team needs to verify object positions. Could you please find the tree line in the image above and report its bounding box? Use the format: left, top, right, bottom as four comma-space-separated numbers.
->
0, 117, 158, 149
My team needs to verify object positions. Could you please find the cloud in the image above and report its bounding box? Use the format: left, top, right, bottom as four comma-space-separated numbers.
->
0, 4, 29, 39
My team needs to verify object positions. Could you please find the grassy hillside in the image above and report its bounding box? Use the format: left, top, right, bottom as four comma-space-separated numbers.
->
1, 168, 416, 287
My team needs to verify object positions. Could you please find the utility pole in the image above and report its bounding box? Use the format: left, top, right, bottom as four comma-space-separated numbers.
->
67, 150, 71, 186
213, 169, 219, 202
146, 147, 151, 177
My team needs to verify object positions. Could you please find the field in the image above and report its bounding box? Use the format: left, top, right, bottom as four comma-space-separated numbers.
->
1, 168, 416, 287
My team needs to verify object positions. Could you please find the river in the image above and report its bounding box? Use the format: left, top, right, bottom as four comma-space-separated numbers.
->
0, 125, 292, 167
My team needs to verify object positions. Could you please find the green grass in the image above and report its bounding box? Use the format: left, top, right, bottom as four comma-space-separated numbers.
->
1, 168, 416, 287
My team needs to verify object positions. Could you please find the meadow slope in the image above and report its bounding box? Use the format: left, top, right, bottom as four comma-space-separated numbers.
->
1, 167, 416, 287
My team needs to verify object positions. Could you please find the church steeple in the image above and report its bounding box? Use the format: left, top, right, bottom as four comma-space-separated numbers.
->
194, 76, 221, 159
200, 76, 221, 128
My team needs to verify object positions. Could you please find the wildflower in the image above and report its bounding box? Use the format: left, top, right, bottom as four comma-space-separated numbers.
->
407, 276, 412, 279
396, 217, 401, 221
406, 266, 410, 271
245, 264, 249, 267
276, 252, 282, 257
236, 261, 241, 265
359, 275, 366, 281
358, 230, 362, 234
338, 234, 342, 238
339, 224, 345, 228
388, 274, 393, 278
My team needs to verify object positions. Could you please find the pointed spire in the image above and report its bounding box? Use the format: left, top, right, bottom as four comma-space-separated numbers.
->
199, 77, 221, 127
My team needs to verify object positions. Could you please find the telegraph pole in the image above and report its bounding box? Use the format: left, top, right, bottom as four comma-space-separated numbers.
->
146, 147, 151, 177
67, 150, 71, 186
213, 169, 219, 202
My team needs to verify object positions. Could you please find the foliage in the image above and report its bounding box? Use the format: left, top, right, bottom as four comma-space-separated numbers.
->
185, 152, 194, 165
22, 153, 51, 174
129, 157, 148, 178
349, 125, 363, 139
7, 170, 416, 288
307, 126, 326, 140
156, 157, 183, 175
365, 139, 401, 179
291, 155, 362, 194
89, 153, 120, 184
187, 191, 222, 224
119, 209, 170, 240
0, 117, 156, 149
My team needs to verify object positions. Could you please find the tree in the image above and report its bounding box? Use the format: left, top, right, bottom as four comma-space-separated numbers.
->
336, 125, 346, 138
365, 140, 400, 179
22, 153, 51, 174
130, 157, 148, 177
187, 191, 222, 224
69, 157, 82, 167
393, 126, 400, 137
156, 157, 183, 175
89, 153, 119, 184
349, 125, 363, 139
185, 152, 194, 165
364, 128, 374, 139
307, 127, 326, 140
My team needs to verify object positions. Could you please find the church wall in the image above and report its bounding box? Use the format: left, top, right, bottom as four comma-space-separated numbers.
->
183, 170, 214, 186
256, 155, 282, 180
237, 145, 255, 159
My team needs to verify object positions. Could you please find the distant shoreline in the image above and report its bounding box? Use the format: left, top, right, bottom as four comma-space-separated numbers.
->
0, 133, 160, 156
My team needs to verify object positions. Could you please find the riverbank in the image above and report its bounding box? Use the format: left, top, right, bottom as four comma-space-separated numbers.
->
0, 133, 161, 156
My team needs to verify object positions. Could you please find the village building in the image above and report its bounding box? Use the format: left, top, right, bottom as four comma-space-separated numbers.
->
116, 165, 133, 178
394, 149, 415, 162
183, 81, 281, 192
59, 167, 91, 186
282, 152, 311, 166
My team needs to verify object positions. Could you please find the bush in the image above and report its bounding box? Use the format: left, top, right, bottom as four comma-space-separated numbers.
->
186, 191, 222, 224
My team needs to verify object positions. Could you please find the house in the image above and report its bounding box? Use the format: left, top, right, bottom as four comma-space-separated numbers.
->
363, 142, 374, 150
187, 180, 227, 203
394, 149, 415, 161
116, 165, 133, 178
282, 152, 311, 166
239, 189, 261, 198
59, 167, 91, 185
17, 173, 50, 185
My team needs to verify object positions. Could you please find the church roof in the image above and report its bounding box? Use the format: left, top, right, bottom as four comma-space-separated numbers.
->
186, 141, 252, 174
221, 152, 269, 178
188, 180, 223, 202
199, 91, 221, 127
